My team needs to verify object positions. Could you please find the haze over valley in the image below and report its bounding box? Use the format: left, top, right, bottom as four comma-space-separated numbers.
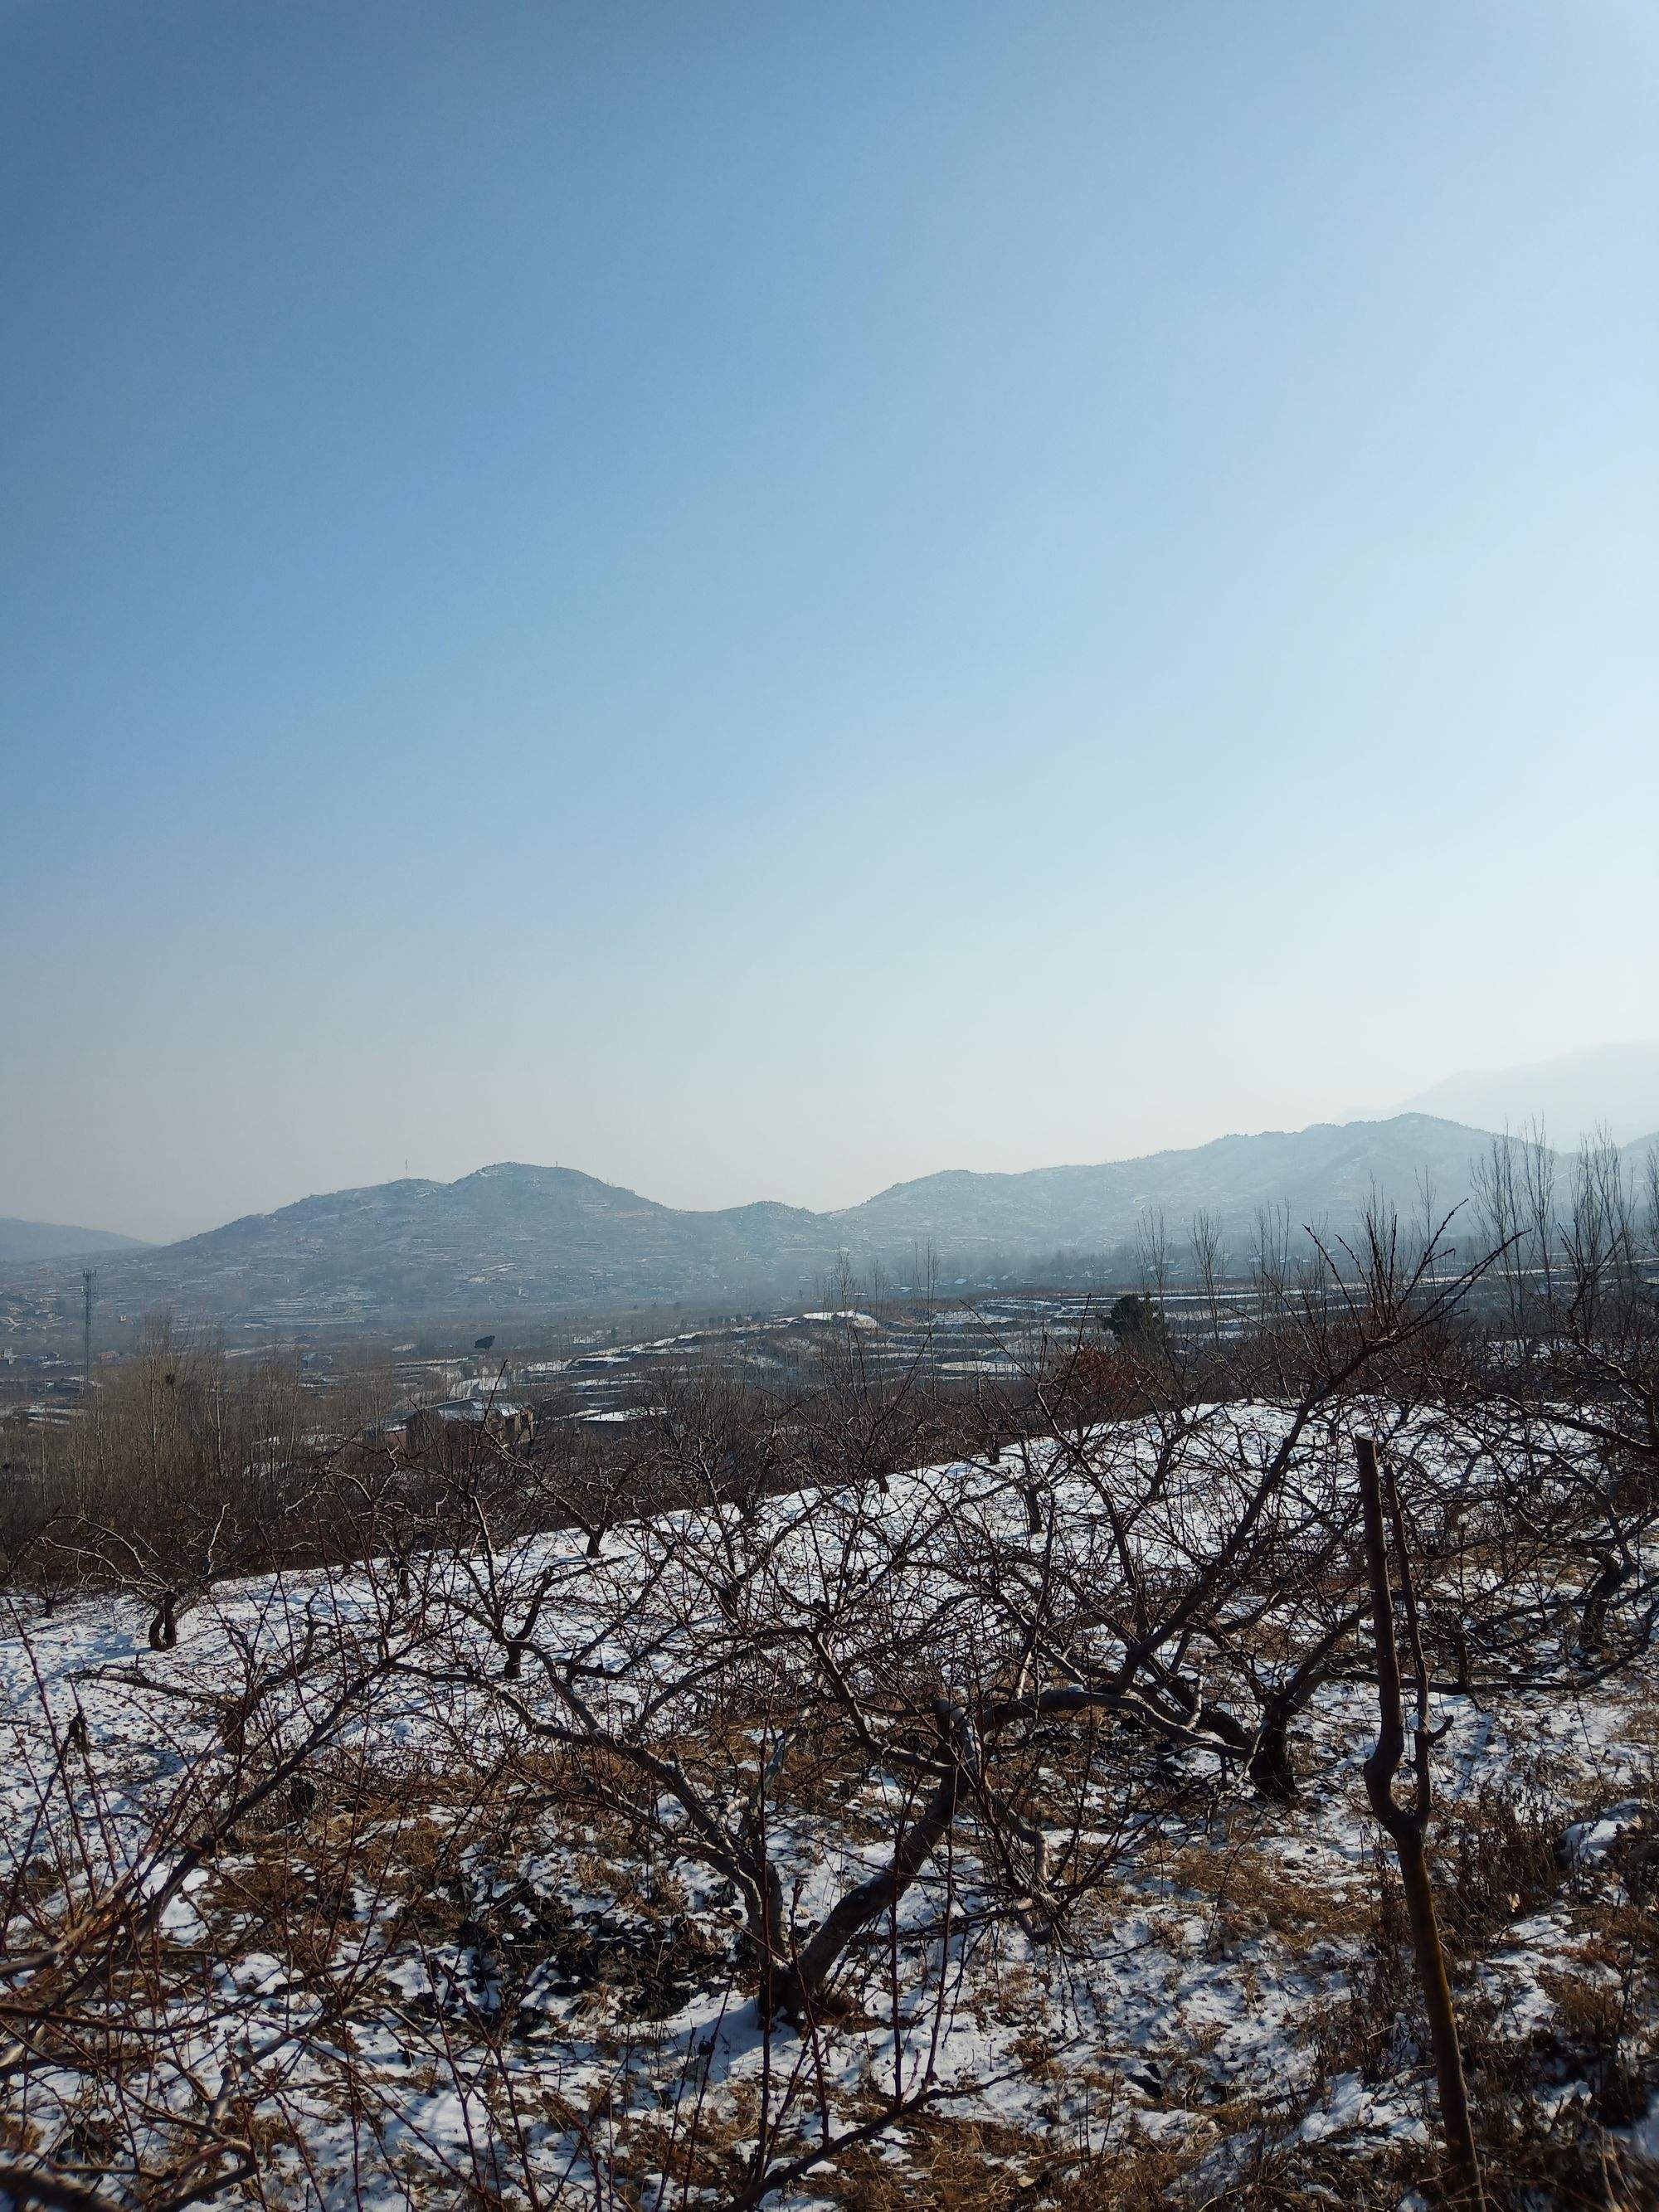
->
3, 1044, 1655, 1341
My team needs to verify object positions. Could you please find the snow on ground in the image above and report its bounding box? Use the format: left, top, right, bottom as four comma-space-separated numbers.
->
2, 1406, 1657, 2205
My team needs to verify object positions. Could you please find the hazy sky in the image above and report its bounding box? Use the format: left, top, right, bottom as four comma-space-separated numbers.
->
3, 2, 1656, 1242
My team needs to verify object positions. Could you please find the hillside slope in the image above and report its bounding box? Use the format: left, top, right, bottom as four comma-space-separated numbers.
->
65, 1163, 827, 1321
831, 1112, 1503, 1255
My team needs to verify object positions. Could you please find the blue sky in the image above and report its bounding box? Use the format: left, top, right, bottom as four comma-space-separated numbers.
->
2, 1, 1656, 1240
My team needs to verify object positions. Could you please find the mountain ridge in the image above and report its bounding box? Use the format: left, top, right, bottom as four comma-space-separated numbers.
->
1391, 1038, 1659, 1147
9, 1115, 1655, 1330
0, 1218, 152, 1264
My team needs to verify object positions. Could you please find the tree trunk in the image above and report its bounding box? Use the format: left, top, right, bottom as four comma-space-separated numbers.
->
1356, 1436, 1483, 2209
777, 1701, 971, 2023
1579, 1553, 1627, 1654
1247, 1699, 1298, 1801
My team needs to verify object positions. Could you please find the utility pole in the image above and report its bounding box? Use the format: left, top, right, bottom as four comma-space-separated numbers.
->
81, 1269, 97, 1398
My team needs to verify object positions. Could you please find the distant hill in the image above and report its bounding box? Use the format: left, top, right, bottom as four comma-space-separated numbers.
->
0, 1218, 150, 1264
830, 1113, 1506, 1257
7, 1115, 1624, 1330
1394, 1040, 1659, 1149
20, 1164, 830, 1325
